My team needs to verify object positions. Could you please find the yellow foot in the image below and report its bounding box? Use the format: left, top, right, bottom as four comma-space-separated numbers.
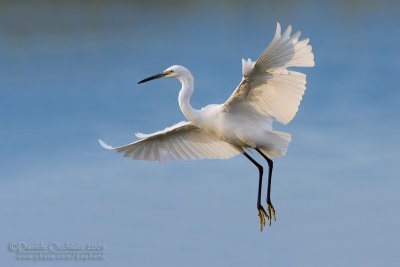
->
257, 205, 268, 231
266, 202, 276, 226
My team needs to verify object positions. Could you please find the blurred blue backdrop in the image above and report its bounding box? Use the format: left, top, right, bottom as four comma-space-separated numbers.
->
1, 0, 399, 266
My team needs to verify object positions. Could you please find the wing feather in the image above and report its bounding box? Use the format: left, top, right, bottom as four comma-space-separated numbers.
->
224, 23, 314, 125
99, 121, 241, 162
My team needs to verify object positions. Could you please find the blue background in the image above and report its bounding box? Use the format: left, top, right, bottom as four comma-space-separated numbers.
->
1, 0, 399, 266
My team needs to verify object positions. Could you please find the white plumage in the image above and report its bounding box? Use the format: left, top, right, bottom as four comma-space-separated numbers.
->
101, 121, 241, 162
225, 23, 314, 125
99, 23, 314, 162
99, 23, 314, 230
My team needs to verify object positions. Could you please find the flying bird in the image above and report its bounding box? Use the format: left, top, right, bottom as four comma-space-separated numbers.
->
99, 23, 314, 231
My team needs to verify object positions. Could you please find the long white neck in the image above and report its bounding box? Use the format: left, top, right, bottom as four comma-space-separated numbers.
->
177, 74, 200, 122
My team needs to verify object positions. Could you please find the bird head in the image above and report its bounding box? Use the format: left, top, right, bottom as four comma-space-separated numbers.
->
138, 65, 192, 84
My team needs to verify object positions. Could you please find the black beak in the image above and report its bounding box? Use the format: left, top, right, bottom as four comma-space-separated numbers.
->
137, 73, 166, 84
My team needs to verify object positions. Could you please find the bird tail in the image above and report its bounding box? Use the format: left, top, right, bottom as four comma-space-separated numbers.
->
259, 130, 291, 158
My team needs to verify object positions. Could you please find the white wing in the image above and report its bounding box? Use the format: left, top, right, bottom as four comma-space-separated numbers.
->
224, 23, 315, 125
99, 121, 241, 162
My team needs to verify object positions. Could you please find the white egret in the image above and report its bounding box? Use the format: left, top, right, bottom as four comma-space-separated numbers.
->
99, 23, 314, 231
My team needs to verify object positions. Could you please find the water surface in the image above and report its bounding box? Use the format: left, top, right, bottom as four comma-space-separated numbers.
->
1, 1, 399, 266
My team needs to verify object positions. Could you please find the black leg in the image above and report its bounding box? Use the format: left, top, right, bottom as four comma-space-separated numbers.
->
255, 148, 276, 224
242, 151, 268, 231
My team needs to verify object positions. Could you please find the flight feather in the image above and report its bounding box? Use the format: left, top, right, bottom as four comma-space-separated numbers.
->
224, 22, 314, 125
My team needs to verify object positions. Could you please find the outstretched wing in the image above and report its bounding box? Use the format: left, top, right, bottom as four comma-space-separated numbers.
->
99, 121, 241, 162
224, 23, 315, 125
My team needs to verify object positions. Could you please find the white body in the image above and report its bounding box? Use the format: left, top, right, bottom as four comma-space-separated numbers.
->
183, 97, 288, 157
194, 103, 273, 147
99, 23, 314, 162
